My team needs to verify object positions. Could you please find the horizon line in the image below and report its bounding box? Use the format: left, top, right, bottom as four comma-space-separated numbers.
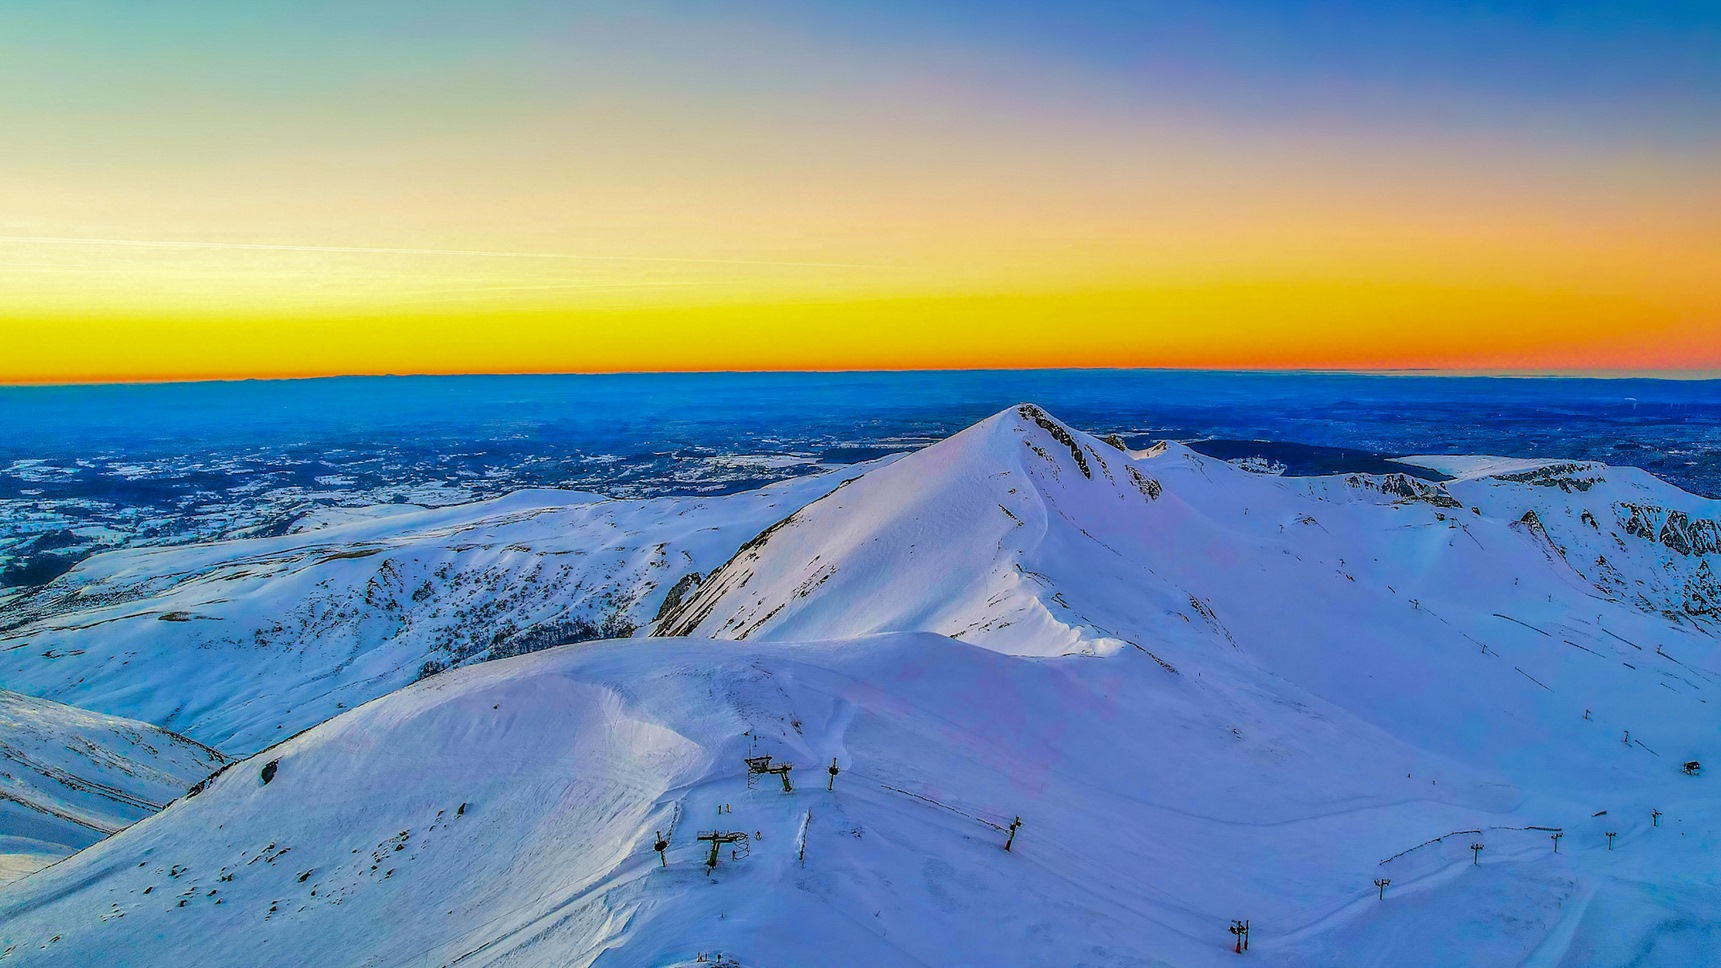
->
6, 363, 1721, 390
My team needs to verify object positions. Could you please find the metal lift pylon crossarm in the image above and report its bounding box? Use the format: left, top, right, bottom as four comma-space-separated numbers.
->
744, 753, 795, 792
696, 830, 749, 871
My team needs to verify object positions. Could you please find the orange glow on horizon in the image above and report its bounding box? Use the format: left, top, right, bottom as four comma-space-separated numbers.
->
2, 7, 1717, 384
8, 276, 1718, 385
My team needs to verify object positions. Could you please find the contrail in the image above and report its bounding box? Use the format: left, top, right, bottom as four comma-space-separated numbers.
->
0, 235, 880, 270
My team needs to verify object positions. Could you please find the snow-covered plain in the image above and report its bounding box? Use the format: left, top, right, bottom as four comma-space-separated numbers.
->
3, 404, 1720, 966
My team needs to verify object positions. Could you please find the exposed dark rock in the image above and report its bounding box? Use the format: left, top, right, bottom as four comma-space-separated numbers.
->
1494, 462, 1601, 492
655, 571, 703, 623
1620, 503, 1661, 541
1127, 466, 1162, 500
1344, 474, 1461, 508
1018, 405, 1091, 479
1659, 510, 1721, 557
1513, 510, 1566, 557
1684, 560, 1719, 616
654, 509, 806, 637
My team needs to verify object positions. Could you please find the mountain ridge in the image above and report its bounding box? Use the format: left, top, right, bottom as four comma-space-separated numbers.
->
3, 403, 1719, 966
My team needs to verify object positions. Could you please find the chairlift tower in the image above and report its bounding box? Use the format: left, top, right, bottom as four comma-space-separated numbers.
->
1470, 842, 1484, 865
827, 757, 840, 791
744, 754, 774, 791
1606, 830, 1618, 850
654, 830, 669, 868
1374, 878, 1390, 900
744, 753, 795, 792
1550, 831, 1563, 853
1004, 816, 1023, 852
696, 830, 749, 871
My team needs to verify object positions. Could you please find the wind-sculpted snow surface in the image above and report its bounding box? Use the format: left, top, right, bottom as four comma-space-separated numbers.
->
3, 630, 1718, 967
0, 467, 878, 754
4, 404, 1721, 966
0, 690, 226, 886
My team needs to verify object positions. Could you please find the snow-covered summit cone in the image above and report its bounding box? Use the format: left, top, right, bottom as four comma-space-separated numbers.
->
656, 403, 1207, 657
658, 404, 1721, 659
651, 404, 1721, 777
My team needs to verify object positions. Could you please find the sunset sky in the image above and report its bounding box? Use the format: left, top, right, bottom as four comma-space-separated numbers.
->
4, 1, 1719, 383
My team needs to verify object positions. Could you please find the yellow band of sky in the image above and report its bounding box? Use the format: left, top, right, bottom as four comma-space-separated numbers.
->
2, 6, 1716, 382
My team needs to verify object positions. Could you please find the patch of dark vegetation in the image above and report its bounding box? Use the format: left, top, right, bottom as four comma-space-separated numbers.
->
486, 615, 636, 660
412, 610, 637, 680
184, 761, 235, 800
0, 551, 81, 589
819, 445, 911, 463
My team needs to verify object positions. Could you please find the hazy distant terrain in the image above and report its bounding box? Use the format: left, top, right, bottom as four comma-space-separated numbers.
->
5, 372, 1720, 600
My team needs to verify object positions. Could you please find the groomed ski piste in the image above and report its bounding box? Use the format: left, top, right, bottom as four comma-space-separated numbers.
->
3, 405, 1719, 966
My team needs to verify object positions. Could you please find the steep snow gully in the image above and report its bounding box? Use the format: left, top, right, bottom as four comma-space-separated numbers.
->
3, 404, 1720, 967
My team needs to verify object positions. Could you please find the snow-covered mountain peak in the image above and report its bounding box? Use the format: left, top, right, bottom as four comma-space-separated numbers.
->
6, 404, 1721, 966
657, 402, 1721, 679
654, 402, 1195, 655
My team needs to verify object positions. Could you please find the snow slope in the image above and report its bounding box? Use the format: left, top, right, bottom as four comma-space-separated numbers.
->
0, 690, 225, 887
4, 404, 1720, 966
1, 629, 1715, 967
0, 466, 878, 754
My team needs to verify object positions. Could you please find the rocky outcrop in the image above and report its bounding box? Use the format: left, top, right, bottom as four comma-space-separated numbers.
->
1493, 462, 1602, 492
1345, 474, 1462, 508
1019, 405, 1092, 480
655, 571, 703, 623
1127, 466, 1163, 500
1658, 510, 1721, 557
